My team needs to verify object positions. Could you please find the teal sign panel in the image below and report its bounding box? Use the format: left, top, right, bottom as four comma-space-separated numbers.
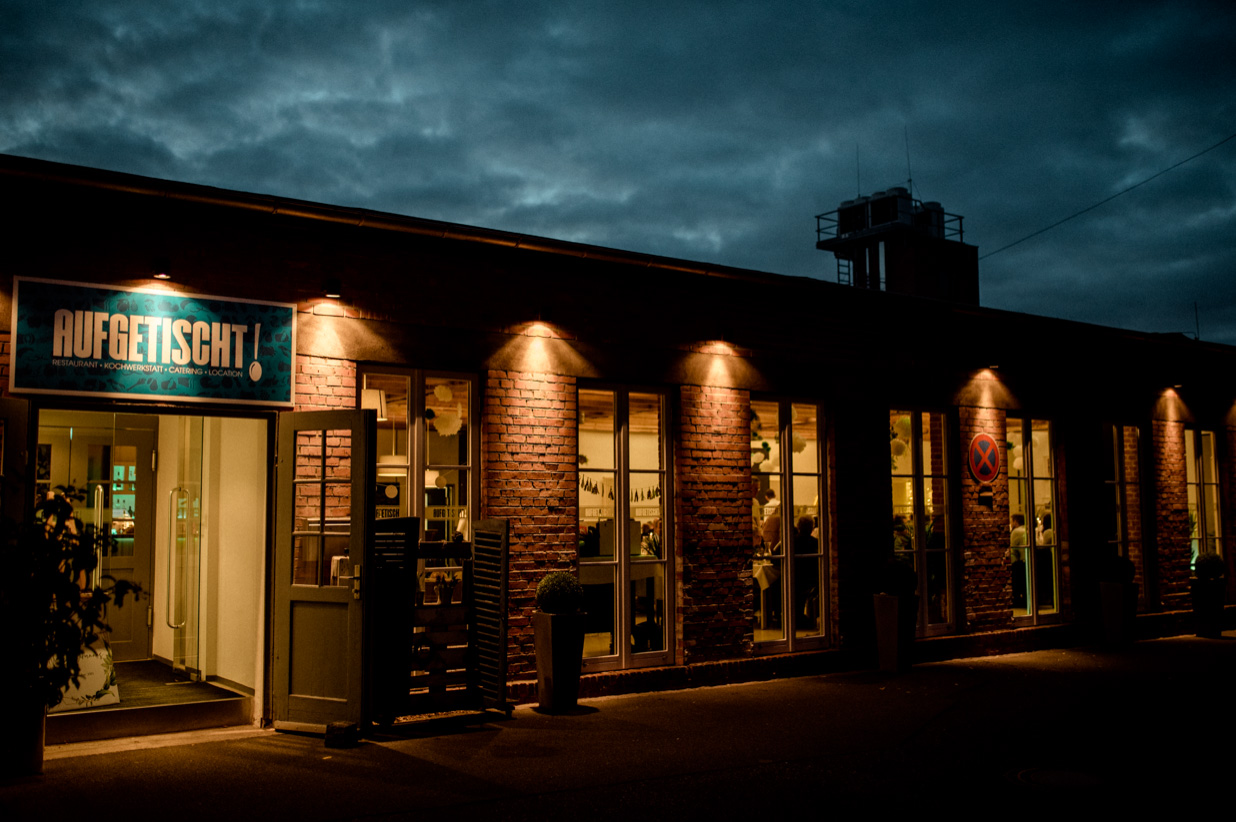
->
11, 278, 296, 406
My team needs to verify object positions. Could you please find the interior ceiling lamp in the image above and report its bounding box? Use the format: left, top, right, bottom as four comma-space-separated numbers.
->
323, 277, 342, 299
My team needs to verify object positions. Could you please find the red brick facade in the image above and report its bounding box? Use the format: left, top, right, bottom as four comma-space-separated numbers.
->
1153, 419, 1191, 609
295, 355, 356, 411
674, 385, 752, 663
959, 406, 1011, 631
481, 370, 578, 677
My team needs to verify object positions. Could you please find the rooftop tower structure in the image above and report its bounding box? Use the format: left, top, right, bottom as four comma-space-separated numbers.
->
816, 187, 979, 304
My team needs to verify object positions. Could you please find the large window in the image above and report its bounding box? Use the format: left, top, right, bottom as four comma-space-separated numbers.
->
578, 388, 670, 670
889, 410, 952, 634
359, 370, 477, 570
1186, 428, 1223, 565
1104, 424, 1142, 594
750, 399, 828, 648
1007, 418, 1058, 619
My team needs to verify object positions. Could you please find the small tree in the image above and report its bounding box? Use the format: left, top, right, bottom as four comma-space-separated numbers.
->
1, 486, 142, 710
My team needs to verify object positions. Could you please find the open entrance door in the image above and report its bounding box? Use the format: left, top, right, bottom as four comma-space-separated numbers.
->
273, 410, 374, 732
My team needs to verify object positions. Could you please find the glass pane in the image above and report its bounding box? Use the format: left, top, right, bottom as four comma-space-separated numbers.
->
1007, 422, 1025, 478
890, 411, 913, 475
1201, 431, 1217, 484
1033, 480, 1055, 545
631, 473, 663, 557
751, 400, 780, 474
425, 468, 466, 541
630, 563, 665, 653
325, 430, 351, 481
925, 550, 948, 625
1103, 483, 1122, 545
109, 444, 136, 556
1187, 484, 1200, 541
629, 393, 662, 471
375, 473, 408, 518
296, 429, 323, 479
1034, 545, 1057, 613
579, 389, 615, 471
791, 507, 820, 555
295, 482, 322, 531
426, 376, 469, 466
790, 403, 819, 475
365, 373, 408, 460
578, 471, 615, 559
791, 474, 820, 533
756, 473, 783, 554
793, 555, 822, 638
293, 534, 320, 586
1009, 479, 1028, 547
1030, 421, 1053, 477
324, 534, 352, 586
891, 477, 915, 554
1011, 548, 1029, 616
922, 412, 945, 476
753, 556, 784, 642
1205, 484, 1222, 541
1185, 431, 1197, 483
581, 564, 615, 658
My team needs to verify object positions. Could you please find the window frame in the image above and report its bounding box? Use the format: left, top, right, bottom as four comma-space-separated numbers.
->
1185, 427, 1224, 565
1006, 416, 1061, 624
890, 408, 955, 637
749, 396, 831, 653
357, 367, 480, 545
577, 385, 674, 672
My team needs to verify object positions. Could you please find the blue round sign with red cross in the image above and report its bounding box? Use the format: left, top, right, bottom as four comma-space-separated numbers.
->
968, 433, 1001, 483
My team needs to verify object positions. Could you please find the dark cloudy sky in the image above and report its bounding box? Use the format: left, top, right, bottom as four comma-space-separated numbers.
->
4, 2, 1235, 341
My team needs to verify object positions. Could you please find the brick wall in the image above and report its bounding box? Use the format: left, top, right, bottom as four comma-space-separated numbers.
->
0, 333, 9, 395
959, 406, 1012, 630
294, 355, 356, 411
675, 385, 752, 663
1122, 425, 1146, 608
481, 370, 577, 677
1225, 427, 1236, 597
1153, 419, 1190, 608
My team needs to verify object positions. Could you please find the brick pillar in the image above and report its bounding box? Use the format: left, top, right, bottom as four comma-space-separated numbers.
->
0, 332, 10, 395
1224, 426, 1236, 599
960, 406, 1012, 631
482, 370, 577, 677
1122, 426, 1146, 609
676, 384, 751, 663
1153, 419, 1190, 609
294, 355, 356, 411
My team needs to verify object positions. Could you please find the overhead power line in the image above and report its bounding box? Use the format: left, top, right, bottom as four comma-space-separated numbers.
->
980, 129, 1236, 260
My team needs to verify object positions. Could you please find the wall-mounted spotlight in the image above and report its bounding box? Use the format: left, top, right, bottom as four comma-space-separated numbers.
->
323, 277, 342, 299
152, 257, 171, 280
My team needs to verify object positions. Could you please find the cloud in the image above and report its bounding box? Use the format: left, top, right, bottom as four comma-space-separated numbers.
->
3, 1, 1235, 339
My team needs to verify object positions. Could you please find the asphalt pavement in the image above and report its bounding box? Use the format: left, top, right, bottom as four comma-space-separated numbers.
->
5, 632, 1235, 820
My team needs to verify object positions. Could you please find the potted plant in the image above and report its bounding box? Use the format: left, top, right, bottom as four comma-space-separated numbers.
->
0, 487, 141, 777
430, 570, 458, 605
533, 570, 586, 713
1099, 554, 1138, 646
1192, 552, 1227, 639
873, 557, 918, 673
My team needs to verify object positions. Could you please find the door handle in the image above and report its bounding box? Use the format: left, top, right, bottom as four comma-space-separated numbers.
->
167, 486, 188, 629
92, 483, 105, 590
352, 564, 362, 600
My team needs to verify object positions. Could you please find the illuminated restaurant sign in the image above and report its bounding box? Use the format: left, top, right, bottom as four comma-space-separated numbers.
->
10, 277, 296, 406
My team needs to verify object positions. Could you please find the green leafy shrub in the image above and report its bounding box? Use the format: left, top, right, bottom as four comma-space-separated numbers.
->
536, 571, 584, 614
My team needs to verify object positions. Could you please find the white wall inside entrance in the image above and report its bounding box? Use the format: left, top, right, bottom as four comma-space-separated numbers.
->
152, 415, 266, 693
202, 417, 267, 689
